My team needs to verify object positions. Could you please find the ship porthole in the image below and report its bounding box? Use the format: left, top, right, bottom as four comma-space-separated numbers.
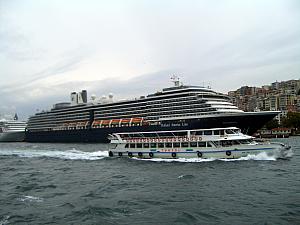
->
128, 152, 133, 157
226, 151, 231, 156
197, 151, 202, 158
138, 152, 143, 157
109, 151, 114, 157
118, 152, 123, 157
171, 152, 177, 158
149, 152, 154, 158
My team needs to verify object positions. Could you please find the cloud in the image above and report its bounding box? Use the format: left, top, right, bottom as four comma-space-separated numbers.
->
0, 0, 300, 119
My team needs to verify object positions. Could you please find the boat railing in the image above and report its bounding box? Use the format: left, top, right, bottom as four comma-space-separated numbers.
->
120, 136, 202, 143
107, 134, 118, 141
125, 135, 239, 142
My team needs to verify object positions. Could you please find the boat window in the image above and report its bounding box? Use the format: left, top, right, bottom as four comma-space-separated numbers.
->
190, 131, 196, 136
173, 142, 180, 148
181, 142, 189, 147
232, 129, 239, 134
150, 143, 157, 148
195, 131, 203, 135
125, 144, 129, 148
129, 143, 135, 148
212, 141, 220, 147
190, 142, 197, 147
225, 129, 235, 134
198, 142, 206, 147
207, 142, 213, 147
110, 144, 117, 149
220, 130, 225, 135
204, 130, 212, 135
213, 130, 220, 135
240, 139, 251, 144
165, 142, 172, 148
136, 143, 142, 148
249, 139, 255, 144
158, 143, 164, 148
221, 141, 232, 146
143, 143, 149, 148
232, 140, 240, 145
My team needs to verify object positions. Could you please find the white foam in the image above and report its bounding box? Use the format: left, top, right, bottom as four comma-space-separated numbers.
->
220, 152, 277, 161
132, 151, 284, 163
18, 195, 44, 203
134, 157, 216, 163
281, 148, 294, 158
0, 149, 108, 160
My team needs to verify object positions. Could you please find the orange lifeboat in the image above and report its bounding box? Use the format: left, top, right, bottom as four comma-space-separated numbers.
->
102, 120, 110, 125
121, 118, 131, 124
131, 117, 143, 124
111, 119, 121, 124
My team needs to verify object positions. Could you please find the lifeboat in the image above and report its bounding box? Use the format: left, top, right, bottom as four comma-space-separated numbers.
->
92, 120, 101, 127
68, 122, 77, 129
142, 121, 149, 126
76, 121, 87, 129
131, 117, 143, 124
121, 118, 131, 124
111, 119, 121, 124
101, 120, 110, 126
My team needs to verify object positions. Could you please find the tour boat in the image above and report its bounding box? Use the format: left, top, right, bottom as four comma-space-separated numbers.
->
108, 127, 290, 159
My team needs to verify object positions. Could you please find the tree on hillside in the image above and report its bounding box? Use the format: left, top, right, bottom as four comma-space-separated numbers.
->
281, 112, 300, 129
265, 119, 279, 129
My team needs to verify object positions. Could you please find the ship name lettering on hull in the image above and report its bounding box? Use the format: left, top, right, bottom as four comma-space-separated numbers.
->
161, 123, 188, 127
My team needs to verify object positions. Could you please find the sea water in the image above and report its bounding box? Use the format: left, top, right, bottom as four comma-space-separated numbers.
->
0, 138, 299, 225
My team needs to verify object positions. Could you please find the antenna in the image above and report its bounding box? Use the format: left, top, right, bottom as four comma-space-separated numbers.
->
171, 75, 181, 87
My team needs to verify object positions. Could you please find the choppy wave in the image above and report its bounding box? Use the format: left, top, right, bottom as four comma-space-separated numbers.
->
0, 216, 10, 225
0, 149, 108, 160
18, 195, 44, 203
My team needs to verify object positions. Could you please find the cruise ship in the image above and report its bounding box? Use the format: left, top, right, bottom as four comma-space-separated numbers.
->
25, 78, 279, 143
0, 114, 27, 142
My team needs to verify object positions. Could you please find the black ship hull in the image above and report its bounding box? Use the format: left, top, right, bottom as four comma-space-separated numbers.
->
25, 112, 277, 143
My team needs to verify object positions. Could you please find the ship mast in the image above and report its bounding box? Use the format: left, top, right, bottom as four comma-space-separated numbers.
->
14, 113, 18, 121
171, 75, 181, 87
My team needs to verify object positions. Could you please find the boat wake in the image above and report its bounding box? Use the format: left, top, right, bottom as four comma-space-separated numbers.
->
0, 149, 108, 160
132, 150, 293, 163
0, 148, 293, 162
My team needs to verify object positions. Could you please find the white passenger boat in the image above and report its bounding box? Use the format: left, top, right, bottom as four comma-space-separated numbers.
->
108, 127, 290, 159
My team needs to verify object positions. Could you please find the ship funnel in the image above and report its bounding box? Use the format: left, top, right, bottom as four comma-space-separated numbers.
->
71, 90, 88, 105
81, 90, 87, 103
71, 92, 78, 105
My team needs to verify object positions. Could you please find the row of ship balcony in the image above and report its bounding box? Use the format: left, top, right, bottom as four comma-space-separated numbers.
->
33, 118, 151, 131
92, 118, 149, 128
28, 108, 241, 131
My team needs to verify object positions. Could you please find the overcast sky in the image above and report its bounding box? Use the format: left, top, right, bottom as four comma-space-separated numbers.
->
0, 0, 299, 119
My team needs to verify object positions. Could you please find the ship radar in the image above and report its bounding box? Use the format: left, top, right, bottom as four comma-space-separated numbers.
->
171, 75, 182, 87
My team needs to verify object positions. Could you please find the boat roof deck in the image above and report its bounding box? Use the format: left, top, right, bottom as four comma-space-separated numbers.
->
114, 127, 240, 137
